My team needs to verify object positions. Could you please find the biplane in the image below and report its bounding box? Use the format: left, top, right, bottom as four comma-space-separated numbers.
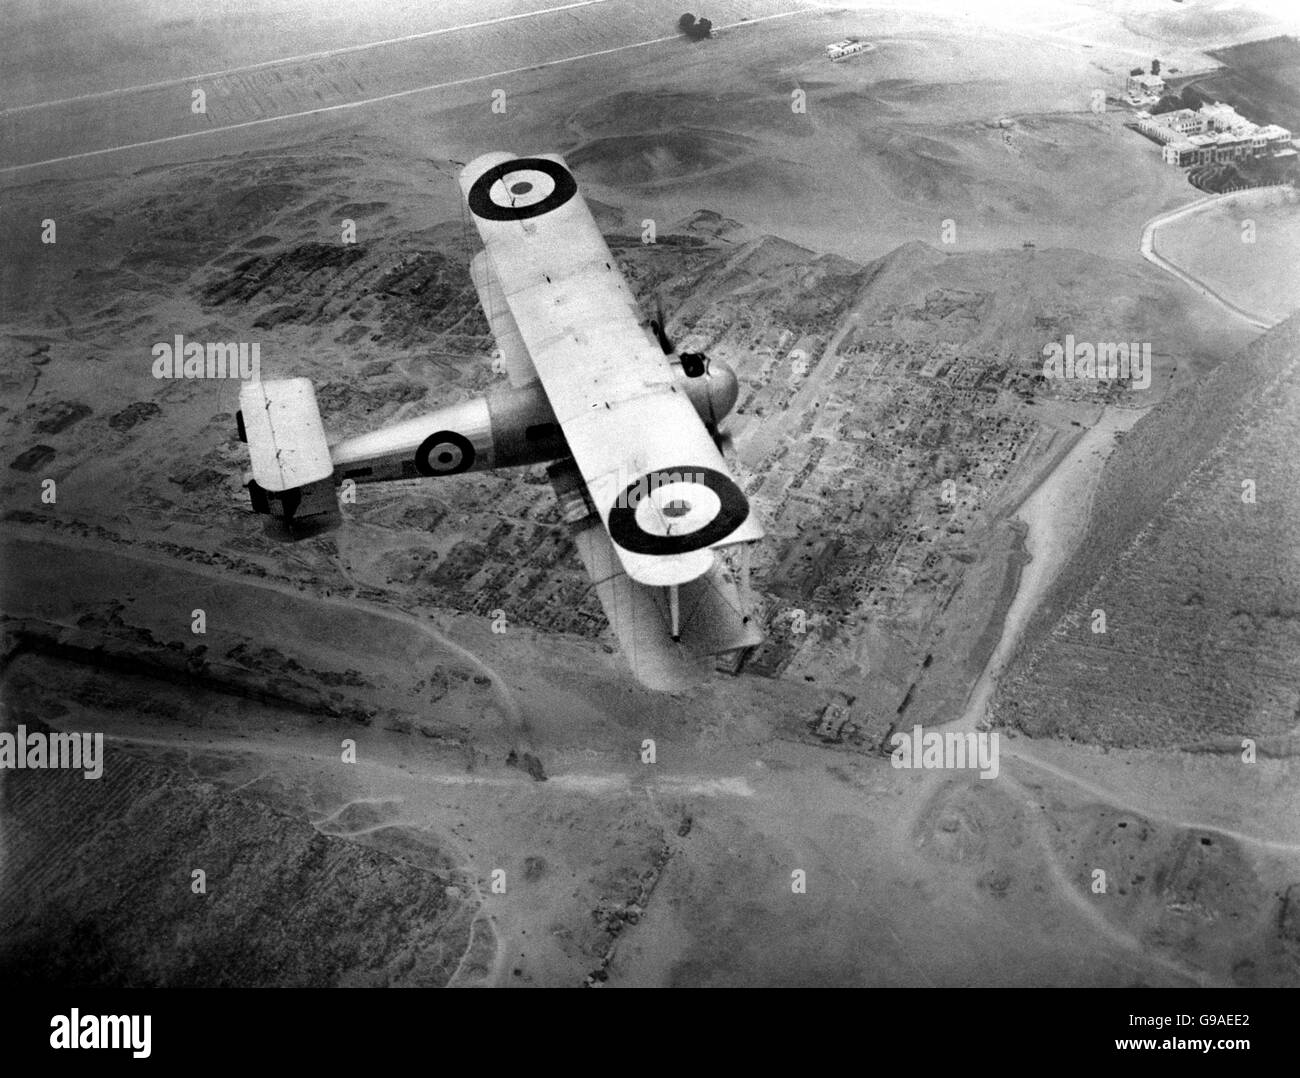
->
237, 151, 764, 690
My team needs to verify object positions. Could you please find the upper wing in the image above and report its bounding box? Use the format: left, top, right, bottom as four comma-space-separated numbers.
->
458, 151, 754, 587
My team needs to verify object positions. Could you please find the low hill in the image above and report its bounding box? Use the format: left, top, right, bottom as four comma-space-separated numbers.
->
990, 312, 1300, 751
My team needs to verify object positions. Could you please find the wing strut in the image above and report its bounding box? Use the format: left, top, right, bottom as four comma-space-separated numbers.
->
669, 584, 681, 642
739, 543, 752, 623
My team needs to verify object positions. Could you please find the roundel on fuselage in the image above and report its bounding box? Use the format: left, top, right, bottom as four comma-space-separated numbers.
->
415, 430, 476, 476
607, 466, 749, 556
467, 158, 578, 222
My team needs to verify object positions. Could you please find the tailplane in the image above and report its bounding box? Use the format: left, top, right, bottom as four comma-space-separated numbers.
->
237, 378, 339, 536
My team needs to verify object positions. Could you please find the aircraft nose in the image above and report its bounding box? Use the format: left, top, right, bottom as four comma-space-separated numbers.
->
709, 360, 739, 419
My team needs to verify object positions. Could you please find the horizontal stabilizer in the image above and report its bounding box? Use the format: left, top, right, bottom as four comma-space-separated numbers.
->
238, 378, 332, 493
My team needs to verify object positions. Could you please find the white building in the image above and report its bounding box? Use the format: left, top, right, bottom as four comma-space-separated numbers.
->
1139, 101, 1292, 166
826, 39, 869, 61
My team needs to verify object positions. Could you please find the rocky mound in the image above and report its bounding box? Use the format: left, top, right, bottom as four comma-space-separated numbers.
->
0, 716, 475, 987
990, 312, 1300, 750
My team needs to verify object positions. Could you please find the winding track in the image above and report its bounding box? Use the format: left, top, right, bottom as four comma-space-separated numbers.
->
944, 406, 1300, 855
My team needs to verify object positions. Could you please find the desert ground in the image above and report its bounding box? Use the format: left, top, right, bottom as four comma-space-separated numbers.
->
2, 0, 1299, 987
1149, 184, 1300, 325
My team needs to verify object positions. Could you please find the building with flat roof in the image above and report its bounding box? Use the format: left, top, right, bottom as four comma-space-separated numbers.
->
1137, 101, 1292, 167
826, 38, 870, 60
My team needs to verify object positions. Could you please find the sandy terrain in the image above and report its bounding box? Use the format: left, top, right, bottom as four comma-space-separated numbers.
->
990, 313, 1300, 753
954, 403, 1149, 738
11, 525, 1293, 987
1149, 185, 1300, 326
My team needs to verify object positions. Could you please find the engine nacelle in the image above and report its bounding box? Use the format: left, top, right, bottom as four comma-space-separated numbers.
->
675, 354, 738, 430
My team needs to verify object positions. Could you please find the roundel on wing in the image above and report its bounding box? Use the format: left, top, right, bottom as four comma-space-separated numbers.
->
467, 158, 578, 222
607, 466, 749, 556
415, 431, 476, 476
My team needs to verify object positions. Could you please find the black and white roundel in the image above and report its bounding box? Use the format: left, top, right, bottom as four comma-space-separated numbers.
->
415, 431, 476, 476
607, 466, 749, 556
467, 158, 578, 222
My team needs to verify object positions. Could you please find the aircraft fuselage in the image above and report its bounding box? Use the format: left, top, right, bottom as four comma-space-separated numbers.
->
329, 356, 739, 484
